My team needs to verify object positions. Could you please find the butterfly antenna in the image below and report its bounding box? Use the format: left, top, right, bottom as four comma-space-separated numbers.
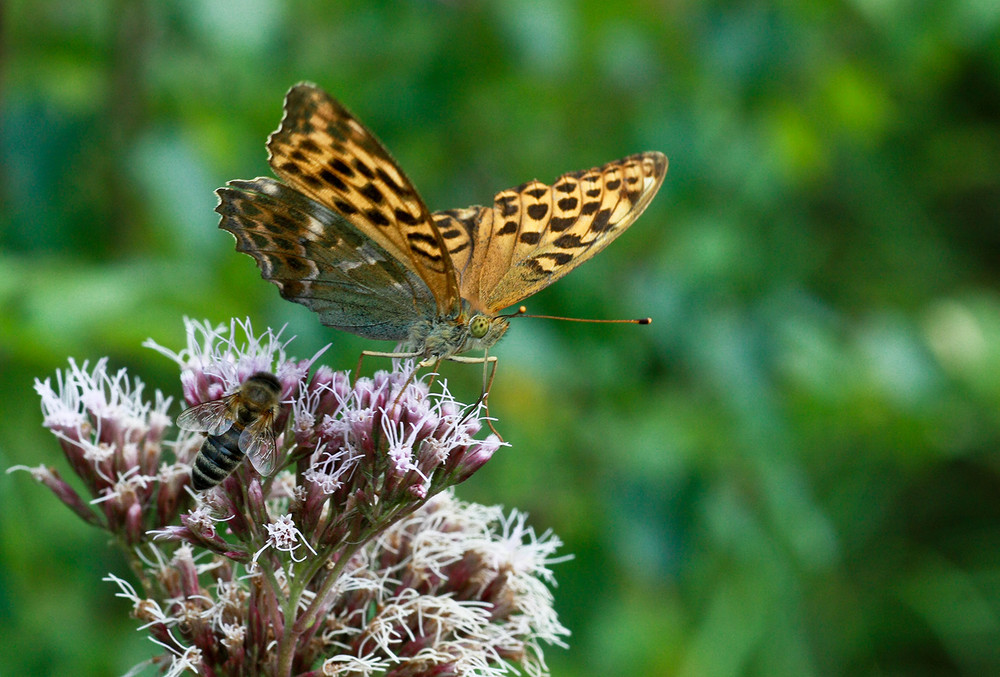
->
504, 305, 651, 325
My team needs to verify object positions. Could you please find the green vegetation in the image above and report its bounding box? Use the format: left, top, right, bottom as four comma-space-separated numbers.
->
2, 1, 999, 675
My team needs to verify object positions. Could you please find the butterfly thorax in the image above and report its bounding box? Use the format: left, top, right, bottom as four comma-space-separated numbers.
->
406, 310, 509, 362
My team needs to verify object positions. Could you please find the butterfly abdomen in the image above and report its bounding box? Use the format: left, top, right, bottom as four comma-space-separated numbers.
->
192, 423, 247, 490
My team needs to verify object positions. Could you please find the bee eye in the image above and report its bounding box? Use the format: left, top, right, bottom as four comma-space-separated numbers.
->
469, 315, 490, 339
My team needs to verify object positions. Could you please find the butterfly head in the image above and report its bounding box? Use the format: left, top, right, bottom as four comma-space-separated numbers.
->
465, 313, 509, 350
408, 310, 509, 362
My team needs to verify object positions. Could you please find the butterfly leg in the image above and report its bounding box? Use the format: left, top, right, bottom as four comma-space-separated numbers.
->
446, 354, 502, 441
355, 349, 422, 381
479, 356, 502, 440
388, 358, 441, 412
421, 358, 443, 390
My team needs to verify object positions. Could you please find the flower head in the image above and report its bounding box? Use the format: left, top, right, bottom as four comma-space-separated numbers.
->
18, 318, 566, 677
251, 514, 317, 569
143, 317, 327, 409
319, 491, 570, 677
14, 357, 182, 542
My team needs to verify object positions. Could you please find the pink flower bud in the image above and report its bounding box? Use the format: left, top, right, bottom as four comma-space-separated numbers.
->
452, 435, 501, 482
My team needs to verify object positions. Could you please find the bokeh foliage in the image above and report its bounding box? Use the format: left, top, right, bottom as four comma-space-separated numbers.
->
3, 1, 1000, 675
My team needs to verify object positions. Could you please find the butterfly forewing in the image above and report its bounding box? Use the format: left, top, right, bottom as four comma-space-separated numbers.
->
217, 177, 437, 341
266, 83, 459, 316
475, 152, 667, 312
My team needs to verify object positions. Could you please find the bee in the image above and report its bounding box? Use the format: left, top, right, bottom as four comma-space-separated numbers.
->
176, 372, 282, 490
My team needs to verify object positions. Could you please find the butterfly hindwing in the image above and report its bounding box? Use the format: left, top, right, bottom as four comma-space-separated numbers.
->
217, 178, 436, 341
266, 83, 460, 316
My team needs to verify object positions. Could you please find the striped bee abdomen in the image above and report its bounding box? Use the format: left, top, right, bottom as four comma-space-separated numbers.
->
192, 424, 247, 490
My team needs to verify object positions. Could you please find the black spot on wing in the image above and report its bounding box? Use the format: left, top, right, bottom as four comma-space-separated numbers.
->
366, 208, 390, 227
334, 199, 360, 215
272, 236, 294, 250
241, 202, 262, 218
394, 208, 419, 225
330, 158, 355, 177
271, 213, 298, 232
526, 203, 548, 220
285, 256, 310, 273
498, 195, 518, 217
407, 231, 444, 263
591, 209, 613, 232
550, 216, 575, 231
359, 183, 384, 204
353, 159, 375, 179
554, 234, 582, 248
543, 252, 573, 265
376, 167, 404, 195
407, 231, 439, 247
325, 122, 348, 143
526, 258, 546, 276
319, 168, 348, 191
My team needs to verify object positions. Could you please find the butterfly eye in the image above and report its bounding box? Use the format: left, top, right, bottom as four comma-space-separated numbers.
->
469, 315, 491, 339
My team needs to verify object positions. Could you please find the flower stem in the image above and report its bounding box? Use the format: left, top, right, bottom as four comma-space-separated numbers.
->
275, 539, 364, 676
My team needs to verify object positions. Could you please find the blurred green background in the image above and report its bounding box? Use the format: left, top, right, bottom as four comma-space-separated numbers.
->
3, 1, 1000, 675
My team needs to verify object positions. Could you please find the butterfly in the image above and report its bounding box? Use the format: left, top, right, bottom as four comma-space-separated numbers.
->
216, 82, 666, 367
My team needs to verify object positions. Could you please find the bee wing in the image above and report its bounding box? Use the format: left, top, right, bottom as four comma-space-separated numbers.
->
175, 396, 238, 436
239, 411, 278, 477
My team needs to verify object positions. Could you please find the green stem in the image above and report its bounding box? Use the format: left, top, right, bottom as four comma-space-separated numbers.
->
274, 539, 364, 677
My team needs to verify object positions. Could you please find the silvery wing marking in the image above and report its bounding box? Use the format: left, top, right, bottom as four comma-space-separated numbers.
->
217, 177, 437, 341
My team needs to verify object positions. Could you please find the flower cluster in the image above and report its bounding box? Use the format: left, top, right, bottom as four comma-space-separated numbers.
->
110, 492, 568, 677
12, 357, 187, 545
12, 319, 568, 677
